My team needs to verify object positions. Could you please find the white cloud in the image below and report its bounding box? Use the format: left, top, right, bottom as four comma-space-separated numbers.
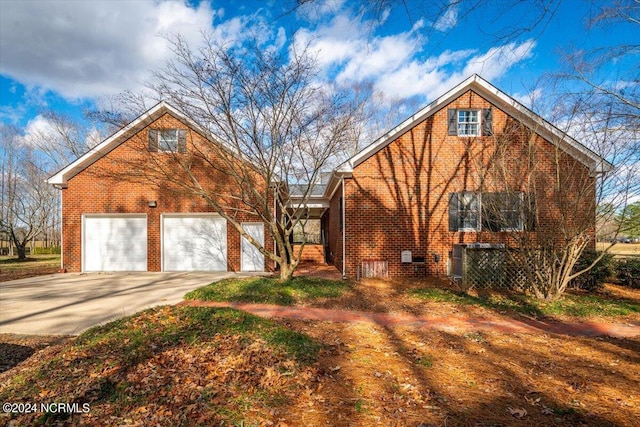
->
295, 0, 348, 23
433, 5, 458, 32
0, 0, 221, 99
295, 9, 536, 103
18, 115, 57, 148
461, 40, 536, 81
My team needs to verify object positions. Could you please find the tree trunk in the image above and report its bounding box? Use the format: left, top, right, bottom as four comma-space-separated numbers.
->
278, 262, 296, 282
15, 243, 27, 260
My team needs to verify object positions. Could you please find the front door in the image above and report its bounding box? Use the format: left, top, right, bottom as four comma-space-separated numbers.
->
241, 223, 264, 272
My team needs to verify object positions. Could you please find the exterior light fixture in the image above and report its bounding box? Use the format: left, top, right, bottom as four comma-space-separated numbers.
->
148, 201, 157, 208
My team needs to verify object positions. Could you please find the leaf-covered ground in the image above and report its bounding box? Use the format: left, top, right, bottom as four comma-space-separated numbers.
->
0, 255, 60, 283
1, 279, 639, 426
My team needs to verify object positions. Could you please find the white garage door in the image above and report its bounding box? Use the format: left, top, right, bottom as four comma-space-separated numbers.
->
83, 215, 148, 272
162, 215, 227, 271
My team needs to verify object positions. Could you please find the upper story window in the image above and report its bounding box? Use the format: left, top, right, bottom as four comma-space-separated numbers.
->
148, 128, 187, 153
448, 108, 493, 137
457, 110, 479, 136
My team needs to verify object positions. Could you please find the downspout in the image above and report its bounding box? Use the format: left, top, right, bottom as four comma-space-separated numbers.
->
342, 176, 346, 279
59, 188, 64, 272
273, 184, 277, 271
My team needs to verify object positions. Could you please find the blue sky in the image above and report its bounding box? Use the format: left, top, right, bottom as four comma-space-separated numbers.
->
0, 0, 634, 142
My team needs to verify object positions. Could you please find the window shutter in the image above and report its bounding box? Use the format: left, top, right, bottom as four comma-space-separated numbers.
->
482, 108, 493, 136
447, 109, 457, 135
148, 129, 158, 152
449, 193, 459, 231
177, 129, 187, 153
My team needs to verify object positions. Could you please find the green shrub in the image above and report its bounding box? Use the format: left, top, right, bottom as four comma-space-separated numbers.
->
616, 258, 640, 289
569, 250, 614, 292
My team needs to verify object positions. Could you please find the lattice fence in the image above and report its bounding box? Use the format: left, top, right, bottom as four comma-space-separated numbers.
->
461, 247, 528, 290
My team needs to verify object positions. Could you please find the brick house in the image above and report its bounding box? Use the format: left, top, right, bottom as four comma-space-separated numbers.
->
48, 102, 273, 273
320, 75, 611, 278
49, 75, 610, 277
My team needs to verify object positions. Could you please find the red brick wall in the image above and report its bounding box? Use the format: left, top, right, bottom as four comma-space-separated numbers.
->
343, 90, 597, 278
326, 181, 344, 274
61, 112, 273, 272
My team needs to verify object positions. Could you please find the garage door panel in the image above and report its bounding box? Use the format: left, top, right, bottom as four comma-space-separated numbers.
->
163, 216, 227, 271
83, 216, 147, 272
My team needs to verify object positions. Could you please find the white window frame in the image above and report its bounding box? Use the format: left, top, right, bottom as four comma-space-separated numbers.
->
158, 129, 179, 152
492, 192, 525, 232
453, 191, 525, 232
458, 191, 480, 232
457, 110, 480, 137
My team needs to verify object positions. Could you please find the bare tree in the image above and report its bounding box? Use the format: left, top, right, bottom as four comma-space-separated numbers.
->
0, 126, 57, 259
469, 117, 604, 300
117, 35, 360, 281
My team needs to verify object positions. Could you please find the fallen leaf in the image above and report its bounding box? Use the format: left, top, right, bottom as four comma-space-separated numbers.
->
508, 407, 527, 418
541, 406, 554, 415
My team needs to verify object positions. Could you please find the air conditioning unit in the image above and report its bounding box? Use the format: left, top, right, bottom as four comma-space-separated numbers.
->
449, 243, 505, 278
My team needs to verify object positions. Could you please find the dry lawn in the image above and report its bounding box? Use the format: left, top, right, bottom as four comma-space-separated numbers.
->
0, 255, 60, 282
1, 278, 639, 426
596, 242, 640, 257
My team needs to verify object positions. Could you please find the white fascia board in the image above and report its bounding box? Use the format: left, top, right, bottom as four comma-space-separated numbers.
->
47, 102, 175, 187
286, 200, 330, 209
349, 75, 478, 169
347, 74, 612, 174
471, 77, 614, 173
322, 170, 352, 200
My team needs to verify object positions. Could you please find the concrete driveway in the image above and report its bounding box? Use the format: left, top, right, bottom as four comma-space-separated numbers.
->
0, 272, 237, 335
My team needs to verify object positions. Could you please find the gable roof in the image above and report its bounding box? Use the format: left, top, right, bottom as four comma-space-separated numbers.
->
47, 101, 201, 187
336, 74, 613, 176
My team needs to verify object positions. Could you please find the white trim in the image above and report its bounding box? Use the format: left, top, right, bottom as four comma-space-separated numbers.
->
286, 200, 330, 209
240, 222, 265, 272
341, 177, 346, 279
47, 102, 201, 187
343, 74, 613, 174
59, 191, 63, 271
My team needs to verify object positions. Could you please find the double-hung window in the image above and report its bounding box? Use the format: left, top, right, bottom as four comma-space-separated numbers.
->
449, 191, 531, 232
457, 110, 479, 136
148, 128, 187, 153
447, 108, 493, 137
158, 129, 179, 151
449, 192, 480, 231
481, 192, 524, 231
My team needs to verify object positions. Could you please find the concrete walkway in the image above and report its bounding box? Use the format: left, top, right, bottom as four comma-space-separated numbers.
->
180, 300, 640, 338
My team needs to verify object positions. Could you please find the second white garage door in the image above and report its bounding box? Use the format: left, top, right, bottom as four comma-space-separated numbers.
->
162, 215, 227, 271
